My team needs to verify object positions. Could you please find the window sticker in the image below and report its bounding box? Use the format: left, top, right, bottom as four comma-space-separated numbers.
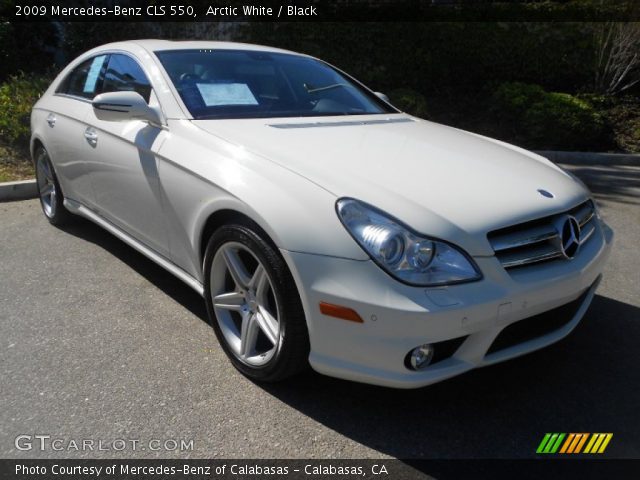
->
83, 55, 106, 93
196, 83, 259, 106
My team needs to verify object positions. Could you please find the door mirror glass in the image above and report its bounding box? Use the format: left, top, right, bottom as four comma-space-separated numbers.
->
92, 91, 163, 125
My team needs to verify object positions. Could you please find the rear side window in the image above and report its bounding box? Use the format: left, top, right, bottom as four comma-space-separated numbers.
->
101, 54, 152, 103
56, 55, 108, 99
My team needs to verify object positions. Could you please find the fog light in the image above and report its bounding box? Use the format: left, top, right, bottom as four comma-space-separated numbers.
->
409, 344, 434, 370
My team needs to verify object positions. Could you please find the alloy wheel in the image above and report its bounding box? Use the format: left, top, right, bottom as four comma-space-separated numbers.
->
210, 242, 281, 366
36, 151, 57, 218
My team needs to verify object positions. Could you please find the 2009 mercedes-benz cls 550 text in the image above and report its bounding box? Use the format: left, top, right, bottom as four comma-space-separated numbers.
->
31, 41, 613, 388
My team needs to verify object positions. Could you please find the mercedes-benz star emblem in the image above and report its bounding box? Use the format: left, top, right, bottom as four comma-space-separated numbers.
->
559, 215, 581, 259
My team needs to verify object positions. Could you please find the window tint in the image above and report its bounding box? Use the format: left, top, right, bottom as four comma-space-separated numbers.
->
102, 54, 152, 103
57, 55, 108, 99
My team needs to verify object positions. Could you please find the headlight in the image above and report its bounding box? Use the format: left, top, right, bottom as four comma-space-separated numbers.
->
336, 198, 482, 286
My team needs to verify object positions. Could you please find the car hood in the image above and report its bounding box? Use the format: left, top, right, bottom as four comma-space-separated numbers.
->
193, 114, 588, 256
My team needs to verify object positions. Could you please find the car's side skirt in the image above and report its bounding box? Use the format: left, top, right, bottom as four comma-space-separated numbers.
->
64, 198, 205, 297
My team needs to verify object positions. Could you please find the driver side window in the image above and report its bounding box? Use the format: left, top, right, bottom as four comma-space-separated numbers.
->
101, 54, 152, 103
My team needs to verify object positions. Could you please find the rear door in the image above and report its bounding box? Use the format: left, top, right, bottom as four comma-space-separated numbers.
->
81, 53, 171, 257
40, 54, 108, 206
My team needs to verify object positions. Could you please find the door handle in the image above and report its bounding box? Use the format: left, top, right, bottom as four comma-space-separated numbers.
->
46, 113, 56, 128
84, 127, 98, 147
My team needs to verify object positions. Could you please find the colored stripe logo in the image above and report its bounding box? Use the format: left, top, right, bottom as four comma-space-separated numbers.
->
536, 433, 613, 454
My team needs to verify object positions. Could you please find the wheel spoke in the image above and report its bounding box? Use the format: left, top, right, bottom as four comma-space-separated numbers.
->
255, 274, 270, 305
42, 160, 54, 183
249, 264, 266, 291
256, 306, 279, 346
213, 291, 245, 311
239, 312, 260, 358
40, 184, 53, 197
222, 247, 251, 289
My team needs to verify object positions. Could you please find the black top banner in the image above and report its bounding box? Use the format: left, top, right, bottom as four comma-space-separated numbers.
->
3, 0, 640, 22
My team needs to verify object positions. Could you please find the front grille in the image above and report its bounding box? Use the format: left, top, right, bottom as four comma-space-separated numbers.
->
487, 200, 597, 270
487, 287, 589, 355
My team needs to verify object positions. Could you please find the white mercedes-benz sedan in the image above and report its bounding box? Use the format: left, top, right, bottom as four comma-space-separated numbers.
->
30, 40, 613, 388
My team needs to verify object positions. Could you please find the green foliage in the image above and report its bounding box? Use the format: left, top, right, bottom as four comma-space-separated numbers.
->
0, 73, 51, 151
491, 82, 608, 151
583, 94, 640, 153
388, 89, 429, 118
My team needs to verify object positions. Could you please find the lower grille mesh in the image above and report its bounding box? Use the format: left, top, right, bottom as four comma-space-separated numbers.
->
487, 288, 589, 355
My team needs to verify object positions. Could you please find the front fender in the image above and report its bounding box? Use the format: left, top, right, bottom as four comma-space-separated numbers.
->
157, 121, 367, 281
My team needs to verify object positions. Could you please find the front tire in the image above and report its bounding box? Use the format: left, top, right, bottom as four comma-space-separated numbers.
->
34, 146, 73, 226
203, 222, 310, 382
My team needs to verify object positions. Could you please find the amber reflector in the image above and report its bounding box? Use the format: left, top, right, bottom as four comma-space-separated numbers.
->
319, 302, 364, 323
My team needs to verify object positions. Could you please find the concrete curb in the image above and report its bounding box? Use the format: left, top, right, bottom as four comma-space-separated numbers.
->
0, 179, 38, 202
536, 150, 640, 166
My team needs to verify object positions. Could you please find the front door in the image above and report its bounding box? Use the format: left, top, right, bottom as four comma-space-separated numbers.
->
82, 53, 170, 257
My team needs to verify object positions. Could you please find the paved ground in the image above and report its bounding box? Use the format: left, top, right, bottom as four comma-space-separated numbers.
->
0, 163, 638, 460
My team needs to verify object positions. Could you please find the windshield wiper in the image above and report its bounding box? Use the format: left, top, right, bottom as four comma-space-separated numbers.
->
303, 82, 349, 94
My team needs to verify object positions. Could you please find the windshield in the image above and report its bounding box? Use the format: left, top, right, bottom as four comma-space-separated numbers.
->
155, 49, 396, 120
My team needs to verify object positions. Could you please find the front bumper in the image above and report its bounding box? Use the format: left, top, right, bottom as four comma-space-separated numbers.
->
281, 219, 614, 388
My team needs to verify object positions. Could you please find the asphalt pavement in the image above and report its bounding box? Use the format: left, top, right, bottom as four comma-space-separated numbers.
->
0, 162, 638, 461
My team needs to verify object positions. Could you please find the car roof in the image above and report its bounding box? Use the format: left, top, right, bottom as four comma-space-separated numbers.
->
121, 39, 301, 56
68, 40, 314, 120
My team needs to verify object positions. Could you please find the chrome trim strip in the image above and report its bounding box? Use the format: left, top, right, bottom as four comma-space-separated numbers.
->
490, 226, 558, 252
572, 201, 594, 224
268, 117, 415, 129
500, 250, 563, 268
579, 222, 596, 244
578, 210, 594, 227
64, 198, 205, 296
53, 93, 93, 104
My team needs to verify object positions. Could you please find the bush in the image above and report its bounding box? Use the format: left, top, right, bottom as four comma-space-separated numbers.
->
0, 73, 51, 151
491, 82, 608, 151
388, 89, 429, 118
584, 94, 640, 153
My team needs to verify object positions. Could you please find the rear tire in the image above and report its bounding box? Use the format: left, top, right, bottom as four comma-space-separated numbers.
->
203, 222, 310, 382
34, 146, 73, 226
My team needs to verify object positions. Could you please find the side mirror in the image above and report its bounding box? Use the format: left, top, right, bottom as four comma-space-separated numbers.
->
92, 91, 163, 126
374, 92, 390, 103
